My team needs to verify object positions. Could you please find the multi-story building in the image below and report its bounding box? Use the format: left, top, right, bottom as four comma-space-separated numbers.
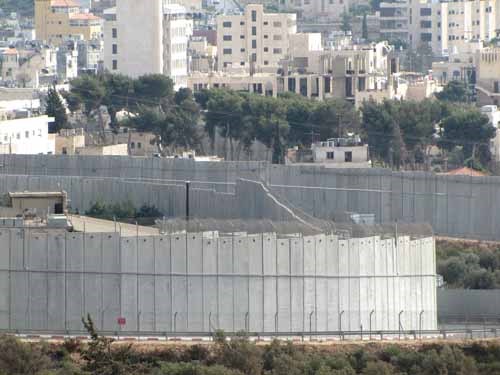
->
0, 111, 55, 155
282, 0, 350, 22
190, 41, 409, 106
216, 4, 297, 72
380, 0, 409, 42
380, 0, 500, 56
0, 48, 19, 82
77, 39, 103, 74
475, 47, 500, 106
104, 0, 193, 87
189, 36, 217, 73
34, 0, 102, 45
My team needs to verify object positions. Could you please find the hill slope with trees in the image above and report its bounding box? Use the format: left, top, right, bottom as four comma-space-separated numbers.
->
0, 0, 33, 16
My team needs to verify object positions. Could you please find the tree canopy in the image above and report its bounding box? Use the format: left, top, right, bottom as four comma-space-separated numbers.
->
45, 86, 68, 134
435, 80, 470, 102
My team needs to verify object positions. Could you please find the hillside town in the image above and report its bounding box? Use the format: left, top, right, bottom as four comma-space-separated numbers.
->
0, 0, 494, 173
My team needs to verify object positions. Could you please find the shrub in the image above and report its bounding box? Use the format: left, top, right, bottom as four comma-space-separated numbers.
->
0, 335, 51, 375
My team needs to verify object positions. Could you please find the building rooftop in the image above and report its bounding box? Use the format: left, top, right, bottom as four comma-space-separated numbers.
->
50, 0, 80, 7
69, 13, 101, 20
2, 48, 17, 55
8, 191, 66, 199
441, 167, 488, 177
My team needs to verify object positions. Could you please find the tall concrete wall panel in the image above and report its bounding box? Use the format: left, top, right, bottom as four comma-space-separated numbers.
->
0, 229, 436, 333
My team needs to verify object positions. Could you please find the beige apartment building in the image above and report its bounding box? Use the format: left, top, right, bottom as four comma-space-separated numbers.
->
216, 4, 297, 72
190, 41, 410, 106
35, 0, 102, 45
476, 47, 500, 106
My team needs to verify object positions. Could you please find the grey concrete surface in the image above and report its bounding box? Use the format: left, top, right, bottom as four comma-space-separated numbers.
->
0, 155, 498, 240
437, 289, 500, 322
0, 229, 436, 333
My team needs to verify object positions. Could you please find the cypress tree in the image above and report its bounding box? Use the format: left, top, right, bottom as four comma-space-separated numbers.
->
45, 86, 68, 133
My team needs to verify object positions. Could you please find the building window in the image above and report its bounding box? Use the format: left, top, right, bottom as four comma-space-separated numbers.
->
240, 62, 245, 65
130, 142, 135, 149
223, 48, 232, 54
240, 21, 245, 25
420, 20, 431, 28
112, 60, 118, 70
264, 47, 269, 52
264, 21, 268, 25
252, 39, 257, 48
264, 34, 268, 39
420, 8, 431, 16
25, 131, 29, 138
223, 35, 232, 41
494, 81, 500, 93
223, 21, 232, 27
251, 53, 257, 62
112, 44, 118, 54
273, 48, 282, 54
326, 151, 334, 160
273, 21, 282, 27
16, 133, 20, 140
421, 33, 432, 42
62, 147, 67, 155
264, 60, 268, 65
112, 28, 117, 38
137, 142, 142, 149
252, 10, 257, 22
345, 152, 352, 162
273, 35, 282, 41
240, 48, 245, 52
240, 35, 244, 39
252, 26, 257, 35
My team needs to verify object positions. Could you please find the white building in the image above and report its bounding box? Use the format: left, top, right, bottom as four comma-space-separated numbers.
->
380, 0, 500, 56
0, 113, 55, 155
104, 0, 193, 88
216, 4, 297, 72
482, 105, 500, 162
286, 136, 371, 168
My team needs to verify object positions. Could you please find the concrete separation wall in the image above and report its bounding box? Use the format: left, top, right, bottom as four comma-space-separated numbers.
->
0, 229, 436, 334
0, 175, 301, 222
437, 289, 500, 322
1, 155, 499, 239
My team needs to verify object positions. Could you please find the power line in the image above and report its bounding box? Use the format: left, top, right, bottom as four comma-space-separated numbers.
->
66, 85, 494, 148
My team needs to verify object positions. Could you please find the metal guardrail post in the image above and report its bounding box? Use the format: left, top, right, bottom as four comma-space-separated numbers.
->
369, 310, 375, 340
419, 310, 424, 340
245, 312, 249, 332
339, 310, 345, 340
209, 312, 212, 334
174, 312, 178, 333
398, 310, 404, 340
274, 312, 278, 336
309, 311, 314, 341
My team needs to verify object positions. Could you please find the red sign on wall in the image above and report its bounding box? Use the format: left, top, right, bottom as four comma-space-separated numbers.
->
117, 317, 126, 326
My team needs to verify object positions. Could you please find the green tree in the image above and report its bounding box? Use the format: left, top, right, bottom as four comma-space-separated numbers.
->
361, 100, 406, 168
101, 73, 134, 130
438, 109, 496, 166
69, 75, 107, 138
132, 74, 174, 108
205, 89, 245, 158
340, 11, 352, 33
436, 80, 470, 102
45, 86, 68, 133
464, 269, 496, 289
362, 13, 368, 40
